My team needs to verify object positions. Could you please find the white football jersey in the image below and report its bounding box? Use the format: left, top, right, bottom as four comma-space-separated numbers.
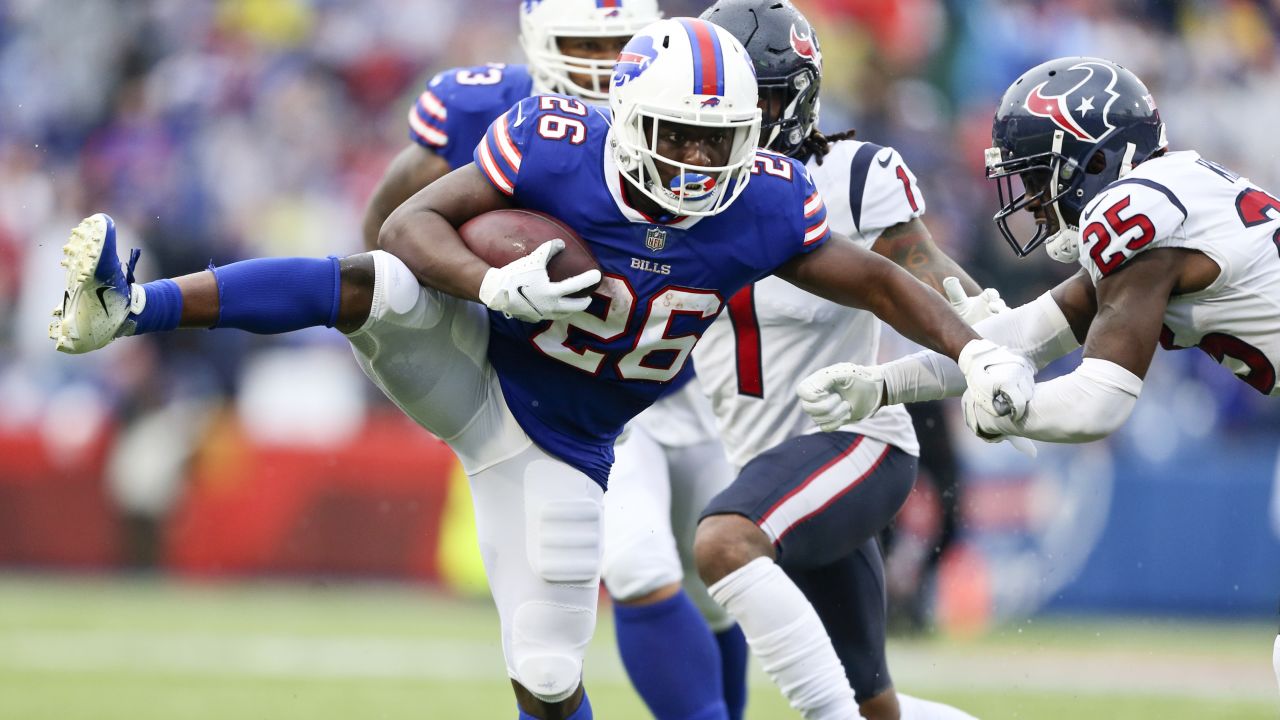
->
628, 373, 722, 447
1077, 151, 1280, 396
694, 140, 924, 468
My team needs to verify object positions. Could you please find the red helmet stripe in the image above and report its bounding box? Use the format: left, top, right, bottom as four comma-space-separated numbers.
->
681, 19, 724, 96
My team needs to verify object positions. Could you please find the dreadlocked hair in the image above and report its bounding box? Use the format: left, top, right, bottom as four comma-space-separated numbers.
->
803, 128, 858, 166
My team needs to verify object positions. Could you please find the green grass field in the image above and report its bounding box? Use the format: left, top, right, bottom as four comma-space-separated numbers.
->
0, 575, 1275, 719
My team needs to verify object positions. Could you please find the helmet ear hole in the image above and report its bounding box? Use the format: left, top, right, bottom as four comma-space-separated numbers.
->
1086, 149, 1107, 174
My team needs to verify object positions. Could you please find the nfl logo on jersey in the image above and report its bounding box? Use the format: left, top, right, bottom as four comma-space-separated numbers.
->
645, 226, 667, 252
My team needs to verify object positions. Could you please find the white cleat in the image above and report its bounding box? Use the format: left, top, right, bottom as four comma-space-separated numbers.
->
50, 213, 135, 354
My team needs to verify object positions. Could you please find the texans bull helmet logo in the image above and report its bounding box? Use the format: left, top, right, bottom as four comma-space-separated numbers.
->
1024, 60, 1122, 143
789, 23, 821, 66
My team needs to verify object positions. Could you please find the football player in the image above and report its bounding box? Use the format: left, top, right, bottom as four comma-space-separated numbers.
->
799, 56, 1279, 449
50, 18, 1035, 720
359, 2, 752, 716
797, 58, 1280, 691
649, 2, 982, 718
361, 0, 659, 250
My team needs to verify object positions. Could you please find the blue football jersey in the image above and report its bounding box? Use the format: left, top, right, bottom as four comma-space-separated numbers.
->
473, 95, 831, 486
408, 63, 534, 171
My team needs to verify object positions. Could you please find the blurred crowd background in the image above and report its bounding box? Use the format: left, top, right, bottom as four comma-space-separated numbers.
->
1, 0, 1278, 627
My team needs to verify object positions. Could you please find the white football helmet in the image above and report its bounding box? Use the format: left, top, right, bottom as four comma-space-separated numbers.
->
609, 18, 761, 217
520, 0, 661, 102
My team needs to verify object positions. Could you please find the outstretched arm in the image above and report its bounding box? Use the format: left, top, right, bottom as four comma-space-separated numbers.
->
966, 251, 1183, 442
779, 233, 1035, 425
361, 144, 453, 251
795, 266, 1090, 433
777, 233, 978, 359
881, 269, 1094, 405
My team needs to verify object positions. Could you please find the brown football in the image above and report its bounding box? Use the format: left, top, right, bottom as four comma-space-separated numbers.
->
458, 209, 601, 297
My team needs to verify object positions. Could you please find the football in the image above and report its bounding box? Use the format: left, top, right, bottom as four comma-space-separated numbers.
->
458, 209, 601, 296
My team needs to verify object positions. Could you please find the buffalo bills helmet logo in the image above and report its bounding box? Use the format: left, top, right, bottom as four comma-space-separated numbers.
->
614, 35, 659, 87
700, 97, 721, 108
1024, 61, 1121, 143
789, 23, 821, 66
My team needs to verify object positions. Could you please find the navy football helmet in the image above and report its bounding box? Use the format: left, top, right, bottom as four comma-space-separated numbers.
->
700, 0, 821, 157
986, 57, 1166, 261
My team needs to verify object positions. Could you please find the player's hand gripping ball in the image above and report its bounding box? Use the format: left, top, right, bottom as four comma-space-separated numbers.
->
464, 209, 603, 322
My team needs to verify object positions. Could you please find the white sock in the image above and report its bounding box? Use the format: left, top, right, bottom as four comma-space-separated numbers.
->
709, 557, 860, 720
898, 692, 979, 720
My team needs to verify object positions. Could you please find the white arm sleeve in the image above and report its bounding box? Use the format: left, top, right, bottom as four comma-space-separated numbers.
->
882, 290, 1080, 404
985, 358, 1142, 442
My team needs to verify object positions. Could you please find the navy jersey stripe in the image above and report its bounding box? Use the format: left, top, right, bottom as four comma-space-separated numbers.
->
1107, 178, 1189, 220
847, 142, 885, 234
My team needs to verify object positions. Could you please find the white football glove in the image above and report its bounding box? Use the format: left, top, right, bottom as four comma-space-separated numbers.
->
943, 276, 1008, 326
477, 239, 601, 323
957, 338, 1035, 421
960, 390, 1039, 458
796, 363, 885, 432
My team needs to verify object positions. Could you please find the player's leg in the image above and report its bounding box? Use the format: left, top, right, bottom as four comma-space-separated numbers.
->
788, 545, 896, 719
666, 438, 748, 720
51, 213, 375, 353
346, 251, 602, 717
68, 212, 522, 464
760, 439, 976, 720
56, 213, 594, 717
695, 432, 906, 720
900, 400, 962, 631
470, 442, 604, 719
602, 424, 729, 720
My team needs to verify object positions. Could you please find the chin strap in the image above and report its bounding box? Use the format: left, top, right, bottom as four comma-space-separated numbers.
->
1043, 224, 1080, 263
1043, 129, 1081, 263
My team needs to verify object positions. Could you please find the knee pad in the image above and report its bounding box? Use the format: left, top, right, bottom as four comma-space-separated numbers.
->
509, 599, 595, 703
525, 463, 602, 583
529, 497, 600, 582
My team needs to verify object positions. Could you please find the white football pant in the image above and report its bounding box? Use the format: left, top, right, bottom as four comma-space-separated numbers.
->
346, 251, 602, 703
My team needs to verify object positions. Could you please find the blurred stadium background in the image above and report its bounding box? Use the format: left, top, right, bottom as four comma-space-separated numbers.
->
1, 0, 1278, 718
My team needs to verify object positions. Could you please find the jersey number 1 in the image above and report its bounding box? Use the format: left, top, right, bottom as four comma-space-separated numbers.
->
726, 286, 764, 397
